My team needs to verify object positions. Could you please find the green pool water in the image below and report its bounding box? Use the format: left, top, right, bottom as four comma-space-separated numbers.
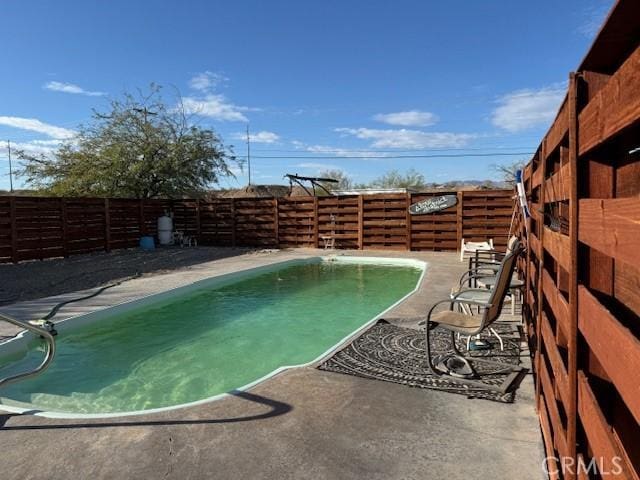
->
0, 259, 422, 414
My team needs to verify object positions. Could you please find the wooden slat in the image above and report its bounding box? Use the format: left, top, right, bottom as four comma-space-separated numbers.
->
542, 267, 570, 339
579, 44, 640, 155
578, 285, 640, 424
541, 312, 570, 409
543, 227, 571, 270
579, 197, 640, 271
529, 231, 541, 257
578, 371, 638, 480
545, 98, 569, 155
544, 161, 571, 203
540, 360, 570, 459
532, 167, 543, 189
539, 393, 561, 480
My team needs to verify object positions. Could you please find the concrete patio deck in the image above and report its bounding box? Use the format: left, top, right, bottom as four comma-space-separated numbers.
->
0, 248, 545, 479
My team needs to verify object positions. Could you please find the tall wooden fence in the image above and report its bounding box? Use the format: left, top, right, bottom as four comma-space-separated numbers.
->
0, 190, 513, 263
515, 1, 639, 478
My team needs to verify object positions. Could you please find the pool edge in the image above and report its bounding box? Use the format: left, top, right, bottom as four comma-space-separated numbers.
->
0, 255, 427, 419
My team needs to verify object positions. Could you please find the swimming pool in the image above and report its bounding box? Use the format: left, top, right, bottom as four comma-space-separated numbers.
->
0, 256, 425, 417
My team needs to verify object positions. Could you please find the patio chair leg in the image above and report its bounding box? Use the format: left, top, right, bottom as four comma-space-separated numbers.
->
451, 330, 462, 355
490, 327, 504, 351
510, 291, 515, 315
424, 320, 439, 375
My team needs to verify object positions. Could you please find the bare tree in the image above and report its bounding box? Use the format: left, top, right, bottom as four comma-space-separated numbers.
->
318, 169, 353, 191
369, 168, 426, 189
491, 159, 527, 186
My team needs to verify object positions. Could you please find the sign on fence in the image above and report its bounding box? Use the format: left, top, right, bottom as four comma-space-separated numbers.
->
408, 194, 457, 215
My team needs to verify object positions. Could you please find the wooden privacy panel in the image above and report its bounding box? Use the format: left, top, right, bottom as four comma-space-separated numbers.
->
409, 192, 459, 251
13, 197, 65, 261
317, 196, 359, 249
108, 199, 142, 250
361, 194, 408, 250
65, 198, 107, 255
462, 190, 513, 250
171, 200, 199, 238
234, 198, 277, 248
277, 197, 316, 247
518, 6, 640, 477
199, 199, 233, 246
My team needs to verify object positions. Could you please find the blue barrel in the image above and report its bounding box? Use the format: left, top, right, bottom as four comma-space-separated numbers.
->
139, 236, 155, 250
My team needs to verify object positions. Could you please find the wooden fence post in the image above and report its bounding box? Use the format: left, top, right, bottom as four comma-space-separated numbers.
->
230, 198, 237, 247
566, 71, 580, 478
139, 199, 146, 236
9, 196, 17, 263
357, 195, 364, 250
313, 197, 319, 248
195, 199, 201, 239
104, 198, 111, 252
61, 198, 68, 258
456, 191, 464, 251
273, 198, 279, 248
406, 192, 412, 251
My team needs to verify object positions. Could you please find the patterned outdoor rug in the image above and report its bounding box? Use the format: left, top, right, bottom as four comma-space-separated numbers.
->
318, 320, 525, 403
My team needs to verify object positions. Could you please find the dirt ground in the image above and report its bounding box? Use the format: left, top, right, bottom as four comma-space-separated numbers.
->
0, 246, 261, 306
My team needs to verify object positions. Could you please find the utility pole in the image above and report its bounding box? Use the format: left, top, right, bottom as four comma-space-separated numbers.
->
246, 124, 251, 186
7, 140, 13, 193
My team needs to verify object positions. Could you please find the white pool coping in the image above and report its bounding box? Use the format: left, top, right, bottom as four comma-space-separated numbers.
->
0, 255, 427, 419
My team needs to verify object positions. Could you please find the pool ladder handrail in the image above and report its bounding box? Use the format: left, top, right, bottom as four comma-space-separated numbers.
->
0, 313, 56, 389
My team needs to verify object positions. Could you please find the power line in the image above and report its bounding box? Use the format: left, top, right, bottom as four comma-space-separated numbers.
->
250, 146, 537, 154
236, 152, 533, 160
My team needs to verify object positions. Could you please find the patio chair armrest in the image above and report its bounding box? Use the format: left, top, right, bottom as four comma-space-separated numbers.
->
451, 298, 493, 307
426, 298, 455, 321
426, 297, 493, 322
474, 249, 502, 257
468, 258, 501, 269
458, 270, 494, 287
450, 288, 493, 302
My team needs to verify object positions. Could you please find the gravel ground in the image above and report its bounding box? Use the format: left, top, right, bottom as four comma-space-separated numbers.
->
0, 247, 258, 306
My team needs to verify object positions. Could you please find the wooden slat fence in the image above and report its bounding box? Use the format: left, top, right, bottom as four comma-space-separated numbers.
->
0, 189, 513, 263
516, 2, 640, 477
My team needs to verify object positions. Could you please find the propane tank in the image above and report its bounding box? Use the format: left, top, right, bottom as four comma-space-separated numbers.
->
157, 214, 173, 245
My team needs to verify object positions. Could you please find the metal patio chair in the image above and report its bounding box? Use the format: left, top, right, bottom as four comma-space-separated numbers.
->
457, 235, 524, 315
423, 240, 525, 393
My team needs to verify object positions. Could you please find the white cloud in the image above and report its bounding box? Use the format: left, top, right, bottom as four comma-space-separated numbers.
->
335, 127, 474, 149
295, 162, 343, 171
305, 144, 364, 157
373, 110, 438, 127
44, 81, 105, 96
182, 94, 250, 122
188, 71, 228, 92
0, 116, 76, 139
576, 3, 611, 38
290, 141, 389, 158
6, 140, 61, 156
232, 130, 280, 144
30, 139, 64, 146
491, 85, 565, 132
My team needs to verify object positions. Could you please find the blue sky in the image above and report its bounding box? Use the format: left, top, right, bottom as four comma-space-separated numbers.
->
0, 0, 613, 190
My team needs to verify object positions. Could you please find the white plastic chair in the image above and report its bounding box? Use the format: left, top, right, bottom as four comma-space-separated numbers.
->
460, 238, 494, 262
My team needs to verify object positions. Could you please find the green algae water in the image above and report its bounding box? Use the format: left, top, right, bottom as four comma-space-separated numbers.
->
0, 260, 422, 414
